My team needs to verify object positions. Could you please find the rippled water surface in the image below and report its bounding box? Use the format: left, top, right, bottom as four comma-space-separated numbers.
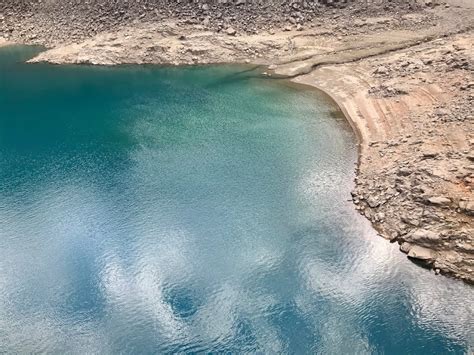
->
0, 46, 473, 353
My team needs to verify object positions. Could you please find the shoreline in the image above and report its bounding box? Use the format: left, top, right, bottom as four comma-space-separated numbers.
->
1, 40, 473, 353
2, 37, 473, 283
0, 2, 472, 283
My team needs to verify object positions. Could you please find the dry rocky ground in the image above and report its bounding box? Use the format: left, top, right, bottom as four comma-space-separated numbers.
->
0, 0, 473, 283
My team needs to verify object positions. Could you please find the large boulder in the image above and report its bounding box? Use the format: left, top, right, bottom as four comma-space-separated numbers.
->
407, 245, 435, 262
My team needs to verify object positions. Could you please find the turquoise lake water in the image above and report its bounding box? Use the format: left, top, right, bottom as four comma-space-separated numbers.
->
0, 46, 472, 353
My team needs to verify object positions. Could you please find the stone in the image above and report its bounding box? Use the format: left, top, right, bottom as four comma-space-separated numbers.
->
366, 196, 380, 208
408, 245, 435, 262
397, 167, 412, 176
226, 27, 236, 36
421, 149, 439, 159
434, 108, 449, 116
401, 215, 420, 227
354, 19, 366, 27
422, 58, 433, 65
459, 200, 474, 215
374, 66, 388, 75
400, 242, 412, 253
409, 229, 440, 242
426, 196, 451, 206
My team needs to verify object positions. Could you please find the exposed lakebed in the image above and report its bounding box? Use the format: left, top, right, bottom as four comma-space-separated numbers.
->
0, 46, 472, 353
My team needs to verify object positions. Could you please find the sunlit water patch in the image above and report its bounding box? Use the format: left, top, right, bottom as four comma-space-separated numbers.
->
0, 46, 472, 353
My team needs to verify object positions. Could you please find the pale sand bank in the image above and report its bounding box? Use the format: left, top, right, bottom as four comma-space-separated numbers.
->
0, 37, 12, 47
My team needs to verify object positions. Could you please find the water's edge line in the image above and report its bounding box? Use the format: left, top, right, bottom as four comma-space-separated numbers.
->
0, 41, 15, 48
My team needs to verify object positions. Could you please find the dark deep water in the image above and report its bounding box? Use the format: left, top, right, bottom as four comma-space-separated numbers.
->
0, 46, 472, 353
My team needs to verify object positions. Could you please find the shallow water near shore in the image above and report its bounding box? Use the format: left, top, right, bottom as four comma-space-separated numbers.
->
0, 46, 473, 353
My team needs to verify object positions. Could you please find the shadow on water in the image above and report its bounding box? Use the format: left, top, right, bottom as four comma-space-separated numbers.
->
199, 65, 265, 88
